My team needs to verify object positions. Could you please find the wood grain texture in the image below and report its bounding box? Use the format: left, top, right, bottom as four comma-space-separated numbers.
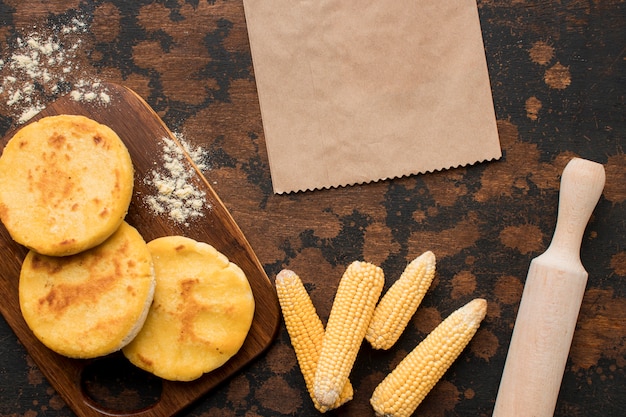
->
0, 83, 280, 417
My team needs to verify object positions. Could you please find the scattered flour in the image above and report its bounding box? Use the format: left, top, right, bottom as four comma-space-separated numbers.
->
144, 134, 210, 226
0, 14, 110, 124
2, 14, 215, 228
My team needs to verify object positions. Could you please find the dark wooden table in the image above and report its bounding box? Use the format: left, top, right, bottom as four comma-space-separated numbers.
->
0, 1, 624, 416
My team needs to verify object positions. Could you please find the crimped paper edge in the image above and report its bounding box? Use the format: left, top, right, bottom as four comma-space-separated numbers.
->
271, 154, 503, 195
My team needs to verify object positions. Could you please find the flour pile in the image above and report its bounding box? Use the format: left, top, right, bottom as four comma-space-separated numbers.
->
144, 134, 210, 226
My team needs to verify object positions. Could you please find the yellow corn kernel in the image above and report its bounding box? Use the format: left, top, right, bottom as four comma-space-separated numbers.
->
314, 261, 385, 408
275, 269, 353, 412
370, 298, 487, 417
366, 251, 436, 350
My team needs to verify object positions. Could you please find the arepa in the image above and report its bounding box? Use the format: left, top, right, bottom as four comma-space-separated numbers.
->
0, 114, 134, 256
123, 236, 255, 381
19, 221, 155, 359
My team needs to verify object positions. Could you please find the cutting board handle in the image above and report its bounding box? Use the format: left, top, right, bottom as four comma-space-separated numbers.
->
492, 157, 605, 417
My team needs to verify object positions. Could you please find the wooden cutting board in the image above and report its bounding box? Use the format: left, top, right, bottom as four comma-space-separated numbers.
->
0, 83, 281, 416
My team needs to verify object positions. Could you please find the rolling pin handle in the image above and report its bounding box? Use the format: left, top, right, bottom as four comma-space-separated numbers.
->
545, 157, 606, 263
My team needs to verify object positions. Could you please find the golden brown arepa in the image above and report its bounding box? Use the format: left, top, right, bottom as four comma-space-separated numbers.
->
122, 236, 255, 381
0, 114, 134, 256
19, 221, 155, 359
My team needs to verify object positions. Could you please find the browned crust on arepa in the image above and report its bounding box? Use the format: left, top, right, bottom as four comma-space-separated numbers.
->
122, 236, 255, 381
0, 114, 134, 256
19, 222, 155, 359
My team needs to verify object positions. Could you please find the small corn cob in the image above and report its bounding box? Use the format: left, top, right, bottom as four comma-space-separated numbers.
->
370, 298, 487, 417
314, 261, 385, 408
275, 269, 353, 412
366, 251, 436, 350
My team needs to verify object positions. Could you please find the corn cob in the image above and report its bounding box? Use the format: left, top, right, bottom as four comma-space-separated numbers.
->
275, 269, 353, 412
314, 261, 385, 408
366, 251, 436, 350
370, 298, 487, 417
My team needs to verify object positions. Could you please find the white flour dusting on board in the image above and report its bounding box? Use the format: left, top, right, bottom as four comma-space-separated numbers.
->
143, 133, 211, 226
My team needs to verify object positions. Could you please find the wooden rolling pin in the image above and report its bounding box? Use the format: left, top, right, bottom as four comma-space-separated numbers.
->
492, 157, 605, 417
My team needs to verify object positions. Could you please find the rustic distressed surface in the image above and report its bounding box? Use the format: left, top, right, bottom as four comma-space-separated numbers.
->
0, 1, 624, 416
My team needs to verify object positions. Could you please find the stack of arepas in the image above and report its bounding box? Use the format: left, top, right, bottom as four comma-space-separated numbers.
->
0, 115, 255, 382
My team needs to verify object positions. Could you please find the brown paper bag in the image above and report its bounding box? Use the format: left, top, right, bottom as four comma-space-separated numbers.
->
243, 0, 501, 194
